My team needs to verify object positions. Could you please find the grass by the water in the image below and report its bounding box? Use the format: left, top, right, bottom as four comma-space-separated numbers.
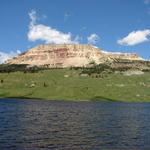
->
0, 69, 150, 102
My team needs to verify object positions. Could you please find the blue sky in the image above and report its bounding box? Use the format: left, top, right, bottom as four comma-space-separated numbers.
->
0, 0, 150, 62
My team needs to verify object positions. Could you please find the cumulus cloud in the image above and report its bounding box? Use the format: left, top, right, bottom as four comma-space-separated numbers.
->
28, 10, 75, 44
117, 30, 150, 46
87, 33, 100, 44
28, 24, 73, 44
0, 50, 21, 64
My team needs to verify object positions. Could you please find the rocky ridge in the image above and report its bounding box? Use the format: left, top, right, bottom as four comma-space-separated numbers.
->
4, 44, 144, 68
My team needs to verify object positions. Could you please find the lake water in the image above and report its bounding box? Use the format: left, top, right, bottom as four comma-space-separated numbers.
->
0, 99, 150, 149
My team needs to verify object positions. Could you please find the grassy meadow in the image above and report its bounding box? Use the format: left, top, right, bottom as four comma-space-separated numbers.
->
0, 68, 150, 102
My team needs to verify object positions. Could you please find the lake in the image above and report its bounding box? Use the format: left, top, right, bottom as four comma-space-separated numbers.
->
0, 98, 150, 149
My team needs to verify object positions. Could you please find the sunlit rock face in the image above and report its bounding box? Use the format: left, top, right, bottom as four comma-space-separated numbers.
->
4, 44, 143, 68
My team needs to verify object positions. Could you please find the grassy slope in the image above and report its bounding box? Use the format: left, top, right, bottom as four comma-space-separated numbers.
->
0, 69, 150, 102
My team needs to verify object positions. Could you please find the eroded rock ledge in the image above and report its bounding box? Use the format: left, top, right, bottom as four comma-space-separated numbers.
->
4, 44, 144, 68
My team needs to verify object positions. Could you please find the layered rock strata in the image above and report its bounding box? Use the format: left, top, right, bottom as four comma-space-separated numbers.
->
4, 44, 144, 68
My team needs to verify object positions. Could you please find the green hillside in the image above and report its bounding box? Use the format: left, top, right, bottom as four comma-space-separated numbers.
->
0, 67, 150, 102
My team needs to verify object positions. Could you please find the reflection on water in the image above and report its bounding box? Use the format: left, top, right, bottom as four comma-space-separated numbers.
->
0, 99, 150, 149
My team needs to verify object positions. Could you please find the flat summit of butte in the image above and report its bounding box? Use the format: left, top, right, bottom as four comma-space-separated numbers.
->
5, 44, 144, 68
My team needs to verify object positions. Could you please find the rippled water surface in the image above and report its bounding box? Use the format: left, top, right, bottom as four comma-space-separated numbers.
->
0, 99, 150, 149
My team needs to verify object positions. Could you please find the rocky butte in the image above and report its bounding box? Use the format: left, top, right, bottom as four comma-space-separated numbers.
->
4, 44, 144, 68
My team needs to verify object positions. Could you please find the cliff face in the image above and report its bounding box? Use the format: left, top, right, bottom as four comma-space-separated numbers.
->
4, 44, 143, 67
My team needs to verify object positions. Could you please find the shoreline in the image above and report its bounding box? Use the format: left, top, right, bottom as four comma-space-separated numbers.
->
0, 97, 150, 103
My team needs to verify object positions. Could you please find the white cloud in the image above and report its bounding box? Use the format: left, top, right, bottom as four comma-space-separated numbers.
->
28, 10, 76, 44
74, 35, 82, 43
117, 30, 150, 46
0, 50, 21, 64
28, 9, 36, 27
16, 50, 21, 54
87, 33, 100, 44
28, 24, 73, 44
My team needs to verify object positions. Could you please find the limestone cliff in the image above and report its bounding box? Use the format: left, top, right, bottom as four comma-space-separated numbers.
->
4, 44, 144, 68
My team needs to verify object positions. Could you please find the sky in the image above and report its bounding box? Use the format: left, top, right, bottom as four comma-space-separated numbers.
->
0, 0, 150, 63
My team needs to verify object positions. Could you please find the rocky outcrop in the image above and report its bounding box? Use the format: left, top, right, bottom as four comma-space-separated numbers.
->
4, 44, 144, 68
